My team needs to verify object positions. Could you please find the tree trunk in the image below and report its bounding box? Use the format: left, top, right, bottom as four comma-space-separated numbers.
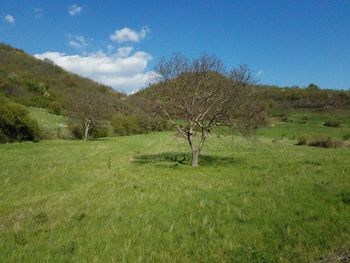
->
83, 120, 91, 141
191, 148, 199, 167
83, 126, 89, 140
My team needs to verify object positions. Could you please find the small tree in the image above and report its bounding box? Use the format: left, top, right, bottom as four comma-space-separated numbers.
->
66, 90, 112, 140
0, 100, 41, 143
151, 54, 266, 167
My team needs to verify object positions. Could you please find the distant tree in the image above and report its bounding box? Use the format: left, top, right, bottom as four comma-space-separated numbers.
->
66, 90, 113, 140
306, 83, 320, 91
151, 54, 266, 167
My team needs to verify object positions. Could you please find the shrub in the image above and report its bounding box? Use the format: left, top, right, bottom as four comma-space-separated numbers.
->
296, 135, 344, 148
297, 116, 308, 124
91, 121, 113, 138
343, 133, 350, 141
296, 136, 308, 145
0, 102, 41, 143
48, 102, 62, 115
110, 113, 170, 136
0, 130, 7, 143
323, 120, 340, 127
280, 115, 291, 122
68, 123, 83, 139
307, 136, 343, 148
68, 121, 113, 139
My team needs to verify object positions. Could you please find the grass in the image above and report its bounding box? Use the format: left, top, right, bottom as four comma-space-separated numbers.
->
0, 131, 349, 262
28, 107, 71, 139
258, 110, 350, 140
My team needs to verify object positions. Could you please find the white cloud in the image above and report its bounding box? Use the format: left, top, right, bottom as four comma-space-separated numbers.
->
4, 14, 15, 25
34, 50, 156, 93
110, 26, 150, 43
68, 35, 88, 49
116, 46, 133, 57
68, 4, 82, 16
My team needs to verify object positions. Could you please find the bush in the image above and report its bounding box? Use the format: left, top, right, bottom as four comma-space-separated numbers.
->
297, 116, 308, 124
323, 120, 340, 127
91, 121, 113, 138
296, 135, 344, 148
296, 136, 308, 145
68, 123, 83, 139
343, 133, 350, 141
307, 136, 343, 148
280, 115, 292, 122
110, 113, 170, 136
68, 121, 113, 140
0, 102, 41, 143
48, 102, 62, 115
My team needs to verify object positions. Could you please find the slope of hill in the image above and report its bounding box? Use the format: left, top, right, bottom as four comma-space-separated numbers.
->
131, 81, 350, 114
0, 43, 124, 113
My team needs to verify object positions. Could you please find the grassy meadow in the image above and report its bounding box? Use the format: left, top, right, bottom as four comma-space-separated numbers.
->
28, 107, 70, 139
258, 110, 350, 140
0, 111, 350, 262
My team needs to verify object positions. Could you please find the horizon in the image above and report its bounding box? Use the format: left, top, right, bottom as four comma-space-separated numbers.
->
1, 0, 349, 93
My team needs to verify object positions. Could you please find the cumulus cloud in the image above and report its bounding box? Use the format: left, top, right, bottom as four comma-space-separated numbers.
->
4, 14, 15, 25
68, 35, 89, 49
34, 50, 156, 93
110, 26, 150, 43
116, 46, 133, 57
68, 4, 82, 16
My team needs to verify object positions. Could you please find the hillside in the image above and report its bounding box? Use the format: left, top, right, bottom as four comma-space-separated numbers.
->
0, 43, 125, 113
131, 81, 350, 114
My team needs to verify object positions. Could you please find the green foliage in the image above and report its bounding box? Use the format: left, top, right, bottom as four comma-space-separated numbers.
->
255, 85, 350, 111
343, 133, 350, 140
296, 136, 308, 145
324, 119, 340, 127
111, 113, 170, 136
68, 120, 112, 140
68, 123, 83, 139
91, 121, 113, 138
47, 102, 62, 115
297, 116, 309, 124
0, 101, 41, 143
280, 114, 293, 122
297, 135, 344, 148
306, 83, 320, 91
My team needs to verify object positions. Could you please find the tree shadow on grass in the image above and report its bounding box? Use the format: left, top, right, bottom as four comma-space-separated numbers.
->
133, 152, 239, 167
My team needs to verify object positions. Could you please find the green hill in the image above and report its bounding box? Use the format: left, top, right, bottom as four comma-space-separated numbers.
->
0, 43, 124, 113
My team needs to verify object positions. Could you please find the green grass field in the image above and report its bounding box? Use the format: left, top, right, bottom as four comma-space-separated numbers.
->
1, 127, 350, 262
258, 111, 350, 140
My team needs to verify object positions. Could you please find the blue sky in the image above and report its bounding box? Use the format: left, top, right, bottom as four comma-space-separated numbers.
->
1, 0, 349, 93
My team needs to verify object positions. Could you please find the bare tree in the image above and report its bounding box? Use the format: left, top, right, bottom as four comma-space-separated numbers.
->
151, 54, 266, 167
66, 90, 113, 140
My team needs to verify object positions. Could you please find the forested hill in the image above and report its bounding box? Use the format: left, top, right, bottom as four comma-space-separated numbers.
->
1, 42, 349, 115
132, 81, 350, 113
0, 43, 125, 114
256, 84, 350, 111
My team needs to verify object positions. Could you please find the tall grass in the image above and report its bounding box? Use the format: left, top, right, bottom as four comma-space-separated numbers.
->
0, 132, 349, 262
